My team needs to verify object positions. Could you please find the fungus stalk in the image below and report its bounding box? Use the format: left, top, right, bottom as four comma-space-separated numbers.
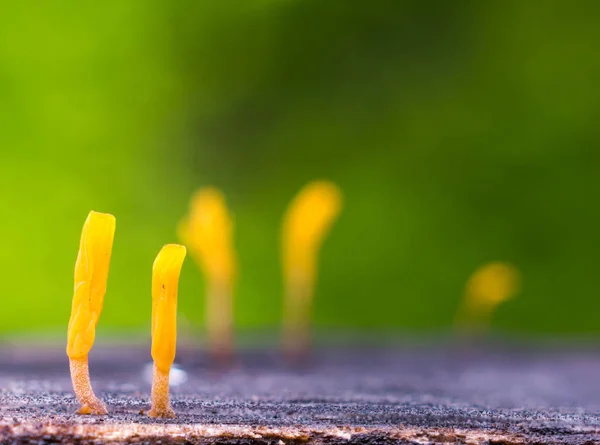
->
205, 278, 234, 363
283, 270, 314, 359
148, 244, 186, 418
282, 181, 342, 360
179, 188, 236, 365
455, 262, 521, 333
66, 211, 116, 415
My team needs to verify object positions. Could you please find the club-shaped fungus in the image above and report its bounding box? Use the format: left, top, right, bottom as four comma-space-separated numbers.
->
281, 180, 342, 360
178, 188, 236, 365
66, 211, 116, 415
148, 244, 186, 418
455, 261, 521, 333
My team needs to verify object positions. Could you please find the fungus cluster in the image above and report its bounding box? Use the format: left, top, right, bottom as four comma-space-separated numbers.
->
65, 181, 521, 418
66, 181, 344, 417
67, 211, 186, 418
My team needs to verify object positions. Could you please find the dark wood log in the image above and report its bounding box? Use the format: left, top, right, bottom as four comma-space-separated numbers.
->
1, 342, 599, 444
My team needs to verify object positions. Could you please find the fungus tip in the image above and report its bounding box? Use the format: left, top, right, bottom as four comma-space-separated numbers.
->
456, 261, 521, 333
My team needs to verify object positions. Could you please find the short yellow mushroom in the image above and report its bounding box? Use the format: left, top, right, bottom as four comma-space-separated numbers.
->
148, 244, 186, 418
178, 188, 236, 365
455, 261, 521, 333
281, 180, 342, 360
66, 211, 116, 415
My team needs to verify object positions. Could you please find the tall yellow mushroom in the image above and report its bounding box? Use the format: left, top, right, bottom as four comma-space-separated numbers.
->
178, 187, 236, 365
455, 261, 521, 333
281, 180, 342, 360
148, 244, 186, 418
66, 211, 116, 415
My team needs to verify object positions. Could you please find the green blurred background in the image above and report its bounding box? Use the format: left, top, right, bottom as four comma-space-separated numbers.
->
1, 1, 599, 337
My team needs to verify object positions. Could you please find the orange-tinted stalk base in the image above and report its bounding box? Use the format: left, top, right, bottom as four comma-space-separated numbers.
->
69, 357, 107, 415
148, 364, 175, 418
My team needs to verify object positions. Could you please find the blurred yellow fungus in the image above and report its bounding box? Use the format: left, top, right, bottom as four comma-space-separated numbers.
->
178, 187, 236, 365
455, 261, 521, 333
66, 211, 116, 415
148, 244, 186, 418
281, 180, 342, 360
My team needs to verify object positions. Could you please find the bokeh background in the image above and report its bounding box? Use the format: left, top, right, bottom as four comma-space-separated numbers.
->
1, 1, 599, 337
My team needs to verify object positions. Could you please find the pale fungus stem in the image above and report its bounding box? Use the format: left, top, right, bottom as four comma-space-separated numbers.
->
69, 357, 107, 415
148, 244, 186, 418
66, 211, 115, 415
149, 364, 174, 418
281, 181, 342, 361
283, 275, 313, 359
178, 188, 236, 366
205, 279, 234, 364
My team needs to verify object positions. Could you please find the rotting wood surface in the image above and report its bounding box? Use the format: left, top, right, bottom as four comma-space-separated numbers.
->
1, 343, 599, 444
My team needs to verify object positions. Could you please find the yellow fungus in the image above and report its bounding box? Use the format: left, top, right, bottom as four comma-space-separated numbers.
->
456, 261, 521, 332
281, 180, 342, 359
66, 210, 116, 415
178, 187, 236, 364
148, 244, 186, 418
